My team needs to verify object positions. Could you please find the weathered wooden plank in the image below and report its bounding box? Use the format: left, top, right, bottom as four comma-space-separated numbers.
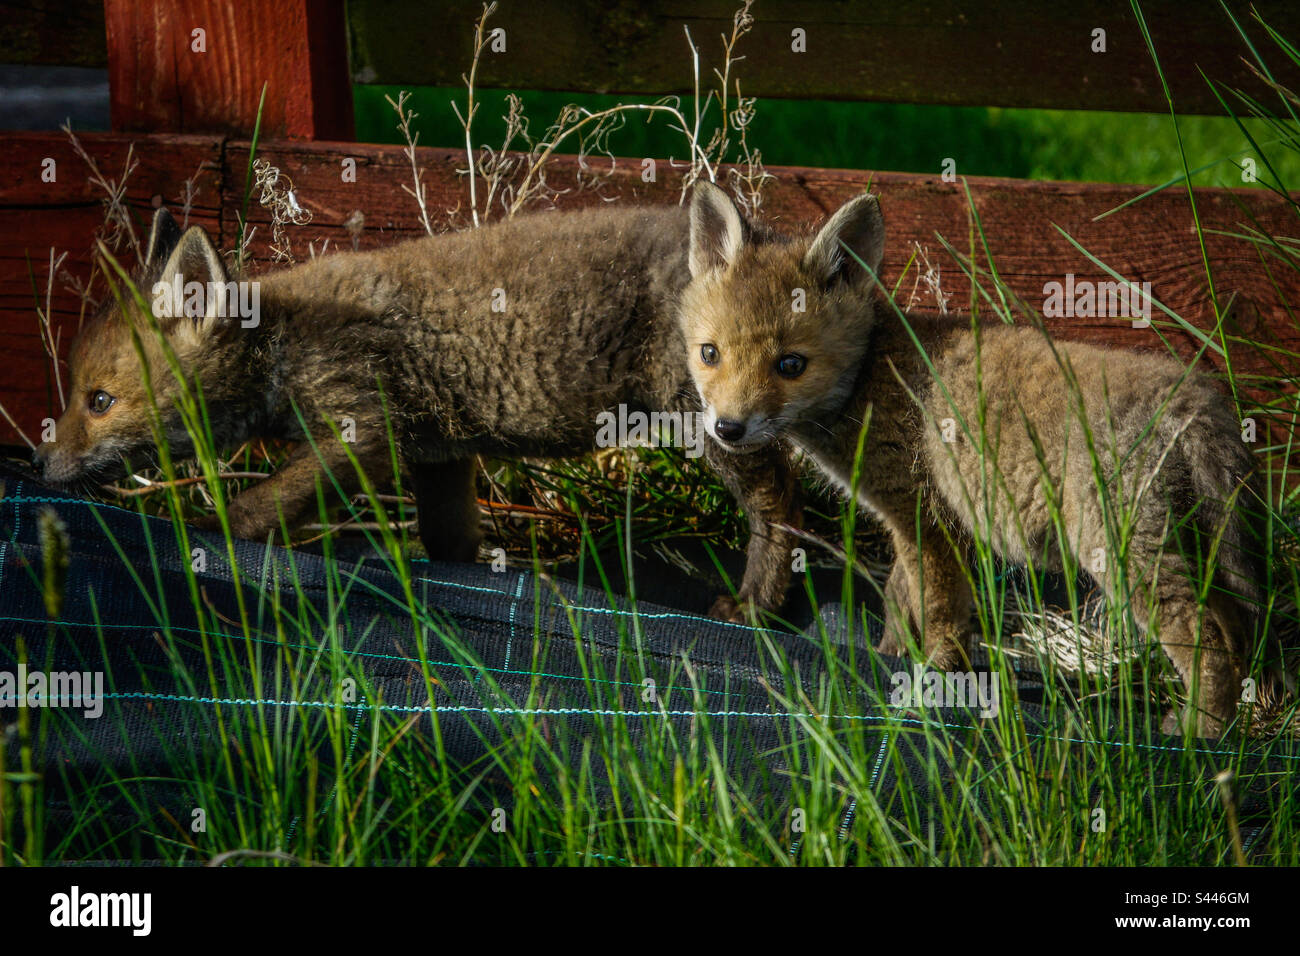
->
227, 141, 1300, 487
0, 133, 223, 445
348, 0, 1300, 116
0, 0, 106, 67
104, 0, 353, 139
3, 131, 1298, 449
228, 138, 1300, 359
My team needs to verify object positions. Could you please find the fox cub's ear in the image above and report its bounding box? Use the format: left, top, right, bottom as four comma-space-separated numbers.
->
804, 192, 885, 288
155, 226, 231, 331
145, 207, 184, 269
689, 181, 745, 278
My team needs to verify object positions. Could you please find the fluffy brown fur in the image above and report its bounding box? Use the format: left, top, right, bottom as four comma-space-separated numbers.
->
33, 204, 801, 619
679, 181, 1289, 735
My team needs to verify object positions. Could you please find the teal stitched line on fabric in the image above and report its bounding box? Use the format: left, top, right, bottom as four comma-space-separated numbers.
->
8, 492, 71, 508
318, 693, 368, 820
7, 492, 768, 634
0, 479, 19, 595
503, 570, 526, 674
85, 689, 1300, 762
868, 734, 890, 788
2, 495, 764, 703
412, 568, 764, 634
0, 611, 744, 703
10, 494, 1296, 763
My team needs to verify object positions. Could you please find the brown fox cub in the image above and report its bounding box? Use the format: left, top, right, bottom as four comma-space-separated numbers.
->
33, 203, 800, 619
680, 181, 1287, 734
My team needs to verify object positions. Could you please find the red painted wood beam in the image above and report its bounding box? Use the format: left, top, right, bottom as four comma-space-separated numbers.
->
5, 131, 1299, 451
103, 0, 353, 139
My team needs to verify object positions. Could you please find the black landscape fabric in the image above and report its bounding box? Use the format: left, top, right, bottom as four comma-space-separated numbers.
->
0, 462, 1293, 861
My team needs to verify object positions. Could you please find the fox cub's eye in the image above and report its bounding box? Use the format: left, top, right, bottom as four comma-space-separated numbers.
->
700, 344, 720, 366
776, 354, 807, 378
88, 390, 115, 415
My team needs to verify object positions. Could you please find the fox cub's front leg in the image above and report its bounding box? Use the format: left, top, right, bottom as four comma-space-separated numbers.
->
411, 459, 482, 563
193, 429, 387, 541
877, 522, 972, 670
703, 441, 801, 622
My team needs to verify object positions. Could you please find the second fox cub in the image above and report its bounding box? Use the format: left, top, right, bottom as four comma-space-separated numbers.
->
681, 182, 1288, 734
33, 204, 799, 619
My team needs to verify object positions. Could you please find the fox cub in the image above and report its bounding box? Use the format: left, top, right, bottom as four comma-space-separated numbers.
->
680, 181, 1287, 734
33, 204, 800, 619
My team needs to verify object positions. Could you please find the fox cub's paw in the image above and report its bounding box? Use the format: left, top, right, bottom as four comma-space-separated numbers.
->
187, 514, 224, 533
708, 595, 755, 624
876, 632, 904, 658
876, 633, 970, 672
186, 511, 271, 541
1161, 705, 1227, 740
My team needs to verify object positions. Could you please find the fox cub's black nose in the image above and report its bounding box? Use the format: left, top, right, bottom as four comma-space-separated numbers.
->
715, 419, 746, 441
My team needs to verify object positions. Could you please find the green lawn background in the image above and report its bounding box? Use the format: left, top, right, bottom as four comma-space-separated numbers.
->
354, 85, 1300, 189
